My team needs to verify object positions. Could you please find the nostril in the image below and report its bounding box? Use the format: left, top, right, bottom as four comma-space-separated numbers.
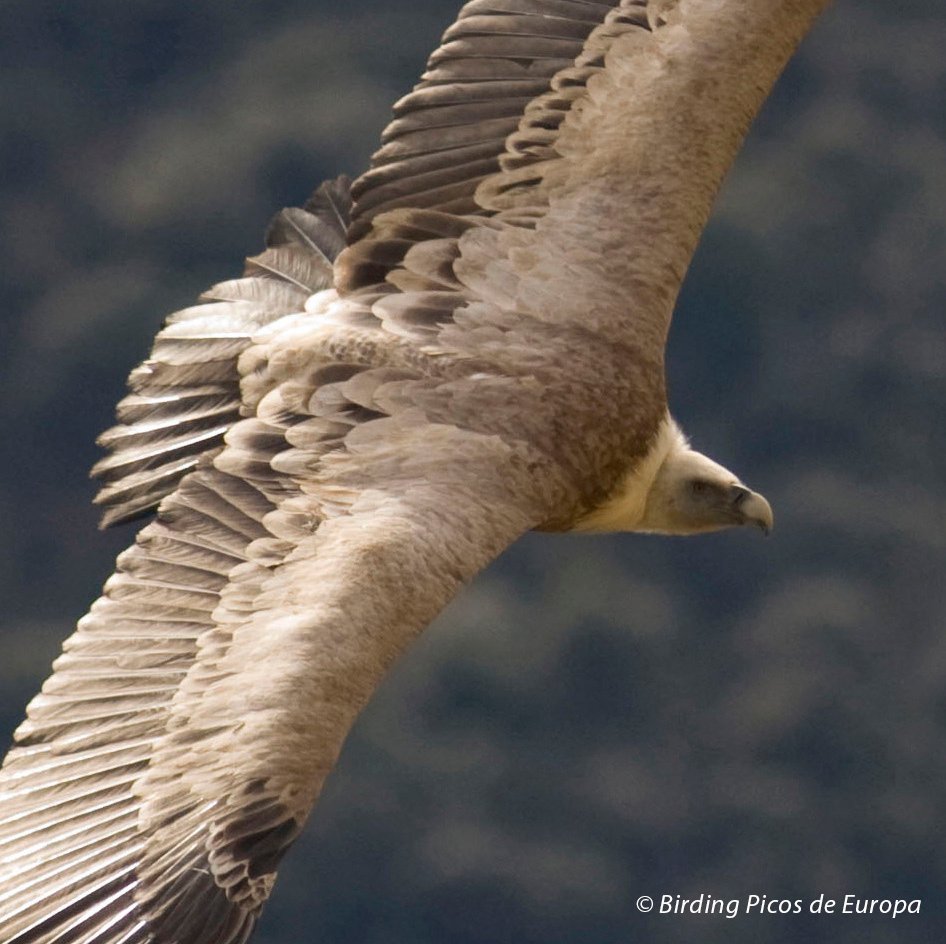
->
730, 485, 750, 507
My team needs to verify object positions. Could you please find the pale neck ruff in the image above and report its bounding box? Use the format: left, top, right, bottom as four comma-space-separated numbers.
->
572, 414, 686, 533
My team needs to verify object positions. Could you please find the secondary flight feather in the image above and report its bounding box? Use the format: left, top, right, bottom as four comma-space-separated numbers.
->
0, 2, 827, 942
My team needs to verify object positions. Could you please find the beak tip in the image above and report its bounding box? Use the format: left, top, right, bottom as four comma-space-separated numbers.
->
740, 489, 773, 537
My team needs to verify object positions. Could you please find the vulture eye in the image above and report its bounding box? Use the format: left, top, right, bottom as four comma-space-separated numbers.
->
690, 480, 710, 495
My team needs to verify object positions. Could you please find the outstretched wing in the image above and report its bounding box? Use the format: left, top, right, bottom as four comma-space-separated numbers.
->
92, 177, 351, 528
345, 0, 827, 352
0, 351, 549, 944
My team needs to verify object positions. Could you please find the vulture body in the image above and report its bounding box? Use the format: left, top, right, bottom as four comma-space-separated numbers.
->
0, 2, 827, 942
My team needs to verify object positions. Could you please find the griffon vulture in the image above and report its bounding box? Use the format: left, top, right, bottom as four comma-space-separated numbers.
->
0, 1, 830, 942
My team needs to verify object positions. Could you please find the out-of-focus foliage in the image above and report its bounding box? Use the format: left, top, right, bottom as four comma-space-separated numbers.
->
1, 2, 944, 942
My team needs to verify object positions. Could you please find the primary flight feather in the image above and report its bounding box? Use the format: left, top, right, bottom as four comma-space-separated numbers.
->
0, 1, 827, 942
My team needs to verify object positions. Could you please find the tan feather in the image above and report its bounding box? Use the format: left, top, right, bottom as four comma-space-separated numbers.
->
1, 4, 830, 944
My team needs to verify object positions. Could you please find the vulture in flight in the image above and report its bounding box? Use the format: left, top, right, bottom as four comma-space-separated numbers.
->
0, 1, 828, 942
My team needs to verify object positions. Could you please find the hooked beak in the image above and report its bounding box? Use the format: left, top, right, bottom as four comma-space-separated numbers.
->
730, 485, 774, 535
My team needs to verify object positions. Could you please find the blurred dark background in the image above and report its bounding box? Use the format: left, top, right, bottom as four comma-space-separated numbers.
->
1, 2, 945, 942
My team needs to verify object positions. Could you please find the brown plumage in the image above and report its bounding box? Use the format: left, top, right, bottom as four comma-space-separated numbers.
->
0, 2, 822, 942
